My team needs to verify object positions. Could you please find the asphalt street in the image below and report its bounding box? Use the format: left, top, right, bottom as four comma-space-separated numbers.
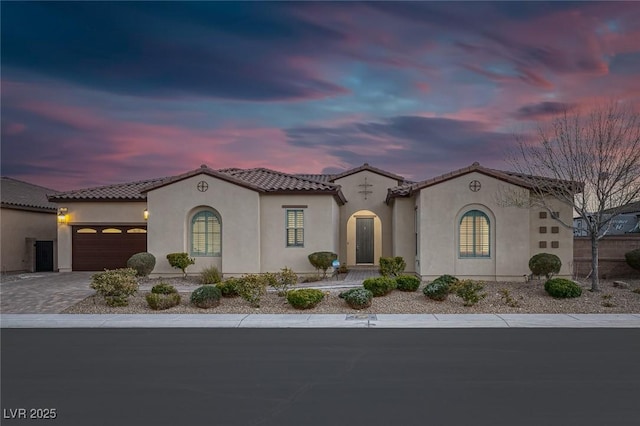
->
2, 328, 639, 426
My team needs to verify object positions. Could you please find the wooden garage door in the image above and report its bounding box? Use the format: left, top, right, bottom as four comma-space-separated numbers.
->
72, 226, 147, 271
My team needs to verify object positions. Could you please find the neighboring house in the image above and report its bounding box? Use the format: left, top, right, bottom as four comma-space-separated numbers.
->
573, 201, 640, 236
1, 177, 58, 273
48, 162, 576, 281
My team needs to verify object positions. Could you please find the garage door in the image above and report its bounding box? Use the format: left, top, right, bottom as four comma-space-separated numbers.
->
72, 226, 147, 271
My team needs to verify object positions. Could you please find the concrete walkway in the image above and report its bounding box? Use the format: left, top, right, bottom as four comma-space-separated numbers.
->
2, 272, 640, 328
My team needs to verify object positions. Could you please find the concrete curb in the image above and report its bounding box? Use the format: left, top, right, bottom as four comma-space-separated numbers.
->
2, 313, 640, 328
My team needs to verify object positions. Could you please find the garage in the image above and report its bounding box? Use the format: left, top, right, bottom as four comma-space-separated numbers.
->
72, 225, 147, 271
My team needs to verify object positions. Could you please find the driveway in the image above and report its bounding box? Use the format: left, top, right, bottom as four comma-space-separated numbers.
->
0, 272, 94, 313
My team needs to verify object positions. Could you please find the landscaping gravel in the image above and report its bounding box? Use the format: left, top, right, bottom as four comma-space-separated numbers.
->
63, 278, 640, 314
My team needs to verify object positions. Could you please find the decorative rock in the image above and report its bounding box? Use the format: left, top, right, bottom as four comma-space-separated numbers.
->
613, 281, 630, 289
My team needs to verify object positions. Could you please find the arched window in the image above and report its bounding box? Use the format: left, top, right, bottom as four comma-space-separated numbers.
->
191, 211, 221, 257
459, 210, 490, 258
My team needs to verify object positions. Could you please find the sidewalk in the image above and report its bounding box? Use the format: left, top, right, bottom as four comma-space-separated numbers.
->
2, 313, 640, 328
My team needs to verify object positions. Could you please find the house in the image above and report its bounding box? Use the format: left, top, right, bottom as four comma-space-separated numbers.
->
1, 177, 58, 273
48, 162, 576, 281
574, 201, 640, 237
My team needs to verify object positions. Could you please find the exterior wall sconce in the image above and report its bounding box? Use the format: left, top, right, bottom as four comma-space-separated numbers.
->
57, 207, 68, 224
143, 209, 149, 220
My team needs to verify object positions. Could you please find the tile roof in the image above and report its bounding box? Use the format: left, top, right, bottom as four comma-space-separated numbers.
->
48, 177, 168, 202
330, 163, 408, 183
293, 174, 333, 183
222, 168, 340, 192
386, 162, 581, 203
1, 177, 59, 212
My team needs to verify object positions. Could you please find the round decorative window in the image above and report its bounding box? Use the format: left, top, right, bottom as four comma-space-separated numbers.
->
469, 180, 481, 192
197, 181, 209, 192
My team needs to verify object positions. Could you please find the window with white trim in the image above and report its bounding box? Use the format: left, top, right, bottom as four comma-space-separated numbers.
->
286, 209, 304, 247
459, 210, 490, 258
191, 211, 221, 256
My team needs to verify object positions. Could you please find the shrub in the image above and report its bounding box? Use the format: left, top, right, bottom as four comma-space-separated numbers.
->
151, 282, 177, 295
308, 251, 338, 278
146, 292, 181, 310
269, 267, 299, 296
625, 248, 640, 271
166, 252, 195, 278
528, 253, 562, 279
499, 288, 520, 308
422, 275, 458, 301
286, 288, 325, 310
339, 288, 373, 310
200, 266, 221, 284
362, 276, 397, 297
236, 274, 268, 307
379, 257, 406, 277
395, 275, 421, 292
90, 268, 139, 307
544, 278, 582, 299
190, 285, 222, 308
453, 280, 487, 307
216, 278, 240, 297
338, 263, 348, 274
126, 252, 156, 277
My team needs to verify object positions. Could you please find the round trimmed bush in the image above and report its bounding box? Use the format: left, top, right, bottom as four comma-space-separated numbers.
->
286, 288, 325, 310
146, 292, 181, 310
625, 248, 640, 271
90, 268, 139, 307
190, 285, 222, 308
544, 278, 582, 299
339, 288, 373, 310
395, 275, 421, 292
423, 280, 450, 301
362, 277, 397, 296
529, 253, 562, 278
126, 252, 156, 277
151, 282, 177, 295
216, 278, 240, 297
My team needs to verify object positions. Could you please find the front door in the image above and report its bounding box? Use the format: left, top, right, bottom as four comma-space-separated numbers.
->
356, 218, 374, 264
35, 241, 54, 272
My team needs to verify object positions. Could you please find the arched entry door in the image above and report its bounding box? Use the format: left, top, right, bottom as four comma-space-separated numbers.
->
356, 217, 374, 263
347, 210, 381, 265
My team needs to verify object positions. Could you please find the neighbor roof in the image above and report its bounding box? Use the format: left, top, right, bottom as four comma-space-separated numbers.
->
1, 177, 58, 212
48, 177, 168, 202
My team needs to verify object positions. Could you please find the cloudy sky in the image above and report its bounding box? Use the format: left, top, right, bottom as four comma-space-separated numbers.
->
2, 1, 640, 190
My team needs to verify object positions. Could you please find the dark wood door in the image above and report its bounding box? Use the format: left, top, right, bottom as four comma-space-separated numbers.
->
356, 218, 374, 264
35, 241, 54, 272
72, 226, 147, 271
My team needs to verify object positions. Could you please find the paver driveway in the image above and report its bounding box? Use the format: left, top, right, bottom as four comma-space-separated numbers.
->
0, 272, 94, 314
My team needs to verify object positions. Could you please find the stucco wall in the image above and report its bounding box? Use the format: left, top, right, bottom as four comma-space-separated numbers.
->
259, 194, 339, 273
1, 208, 57, 272
417, 172, 555, 281
147, 174, 260, 277
56, 201, 147, 272
391, 197, 416, 273
334, 171, 396, 265
528, 197, 574, 277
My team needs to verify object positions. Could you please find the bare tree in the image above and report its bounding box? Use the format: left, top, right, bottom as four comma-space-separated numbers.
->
506, 101, 640, 292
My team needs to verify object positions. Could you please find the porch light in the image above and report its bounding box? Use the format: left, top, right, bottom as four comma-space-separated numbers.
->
57, 207, 68, 224
143, 209, 149, 220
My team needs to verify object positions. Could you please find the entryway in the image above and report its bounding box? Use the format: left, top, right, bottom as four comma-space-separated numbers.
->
346, 210, 382, 266
356, 218, 374, 263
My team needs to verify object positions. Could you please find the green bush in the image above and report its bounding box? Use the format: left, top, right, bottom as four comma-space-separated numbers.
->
269, 267, 299, 296
126, 252, 156, 277
145, 292, 181, 310
286, 288, 325, 310
453, 280, 487, 307
625, 248, 640, 271
529, 253, 562, 279
151, 282, 177, 295
544, 278, 582, 299
395, 275, 421, 292
338, 263, 348, 274
200, 266, 221, 284
216, 278, 240, 297
308, 251, 338, 278
422, 275, 458, 301
339, 288, 373, 310
379, 257, 406, 277
236, 274, 268, 307
90, 268, 139, 307
190, 285, 222, 308
362, 276, 397, 297
166, 252, 195, 277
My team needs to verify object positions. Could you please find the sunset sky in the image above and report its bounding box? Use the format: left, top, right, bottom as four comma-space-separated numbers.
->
2, 1, 640, 191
